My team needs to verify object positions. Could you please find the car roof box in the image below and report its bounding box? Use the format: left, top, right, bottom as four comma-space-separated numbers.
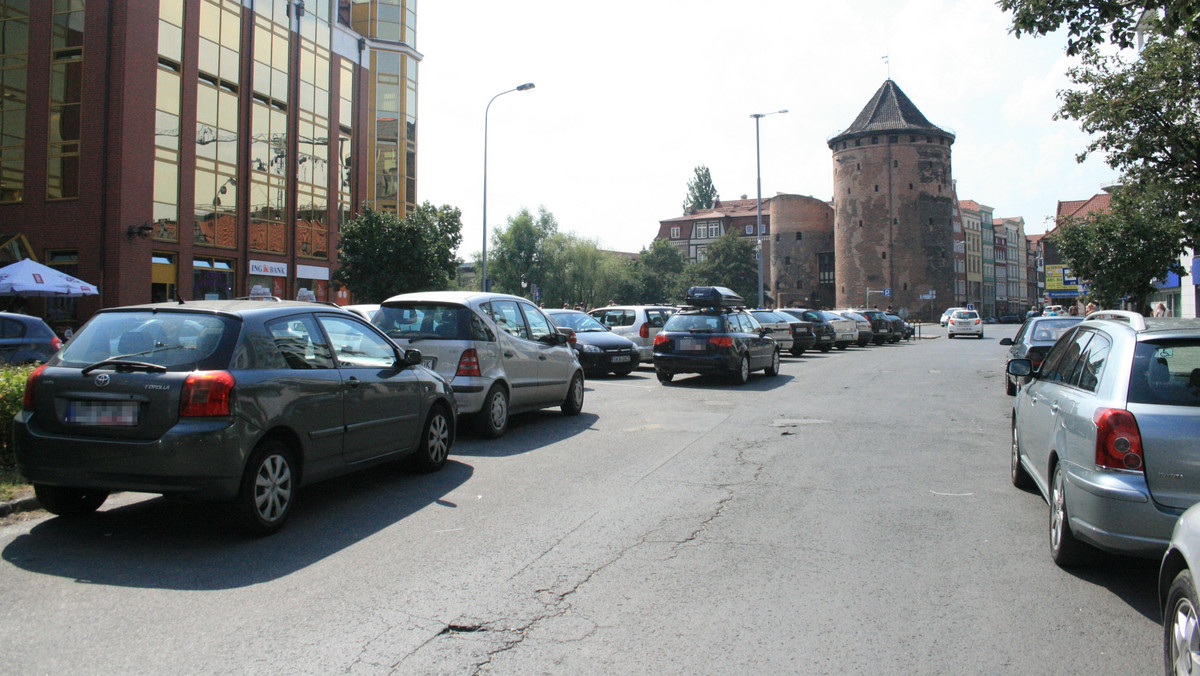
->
685, 286, 743, 308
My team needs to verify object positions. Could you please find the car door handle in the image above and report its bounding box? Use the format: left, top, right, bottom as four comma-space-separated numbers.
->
1050, 402, 1059, 415
539, 355, 547, 361
504, 351, 515, 358
346, 377, 360, 388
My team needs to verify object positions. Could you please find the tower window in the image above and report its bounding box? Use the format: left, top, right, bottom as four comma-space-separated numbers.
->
855, 140, 861, 147
859, 220, 863, 227
874, 185, 879, 192
881, 252, 887, 259
893, 160, 898, 168
795, 232, 802, 240
909, 183, 914, 190
888, 136, 898, 143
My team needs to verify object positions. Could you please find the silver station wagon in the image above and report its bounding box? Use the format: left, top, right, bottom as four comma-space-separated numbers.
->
374, 291, 585, 438
1008, 311, 1200, 566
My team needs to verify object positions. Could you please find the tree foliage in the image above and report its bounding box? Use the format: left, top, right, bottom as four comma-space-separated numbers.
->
635, 238, 691, 304
693, 230, 761, 304
999, 0, 1200, 54
1056, 21, 1200, 243
334, 203, 462, 302
1051, 184, 1187, 308
682, 165, 720, 215
487, 207, 558, 295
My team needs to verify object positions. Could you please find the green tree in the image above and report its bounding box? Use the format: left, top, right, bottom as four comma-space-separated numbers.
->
998, 0, 1200, 55
682, 165, 720, 215
637, 237, 690, 304
693, 230, 761, 304
334, 203, 462, 302
487, 206, 558, 295
1051, 184, 1186, 309
1056, 22, 1200, 243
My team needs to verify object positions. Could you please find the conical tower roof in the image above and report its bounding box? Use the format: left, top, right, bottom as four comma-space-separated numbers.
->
828, 80, 954, 147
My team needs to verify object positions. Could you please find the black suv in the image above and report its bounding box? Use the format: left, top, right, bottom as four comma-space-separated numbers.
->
652, 286, 780, 385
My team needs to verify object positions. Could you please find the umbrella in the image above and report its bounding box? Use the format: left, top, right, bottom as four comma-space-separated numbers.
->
0, 258, 98, 297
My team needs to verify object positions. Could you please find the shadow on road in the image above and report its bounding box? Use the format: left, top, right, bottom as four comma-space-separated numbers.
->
1069, 553, 1161, 623
1, 460, 473, 590
454, 411, 600, 457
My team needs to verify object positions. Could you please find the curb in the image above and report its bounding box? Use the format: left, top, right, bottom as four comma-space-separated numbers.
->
0, 495, 40, 518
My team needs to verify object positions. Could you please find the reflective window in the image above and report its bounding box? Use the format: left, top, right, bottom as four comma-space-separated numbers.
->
0, 0, 29, 202
47, 1, 84, 200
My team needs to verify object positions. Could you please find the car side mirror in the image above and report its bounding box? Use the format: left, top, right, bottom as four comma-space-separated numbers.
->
1007, 358, 1032, 378
999, 338, 1013, 346
761, 327, 772, 335
403, 348, 423, 367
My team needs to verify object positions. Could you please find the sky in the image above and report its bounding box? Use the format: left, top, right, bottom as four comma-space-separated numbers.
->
414, 0, 1119, 259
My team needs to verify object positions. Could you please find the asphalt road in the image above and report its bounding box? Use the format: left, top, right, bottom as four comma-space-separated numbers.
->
0, 325, 1163, 674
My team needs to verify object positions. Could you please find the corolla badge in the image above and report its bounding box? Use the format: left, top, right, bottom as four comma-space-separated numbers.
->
94, 374, 110, 388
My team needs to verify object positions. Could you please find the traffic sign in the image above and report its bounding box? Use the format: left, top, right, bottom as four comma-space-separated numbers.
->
883, 288, 892, 297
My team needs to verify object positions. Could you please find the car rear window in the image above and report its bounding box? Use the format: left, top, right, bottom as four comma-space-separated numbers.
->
590, 308, 636, 327
664, 313, 722, 332
56, 311, 233, 370
953, 311, 979, 319
1128, 340, 1200, 407
374, 303, 480, 341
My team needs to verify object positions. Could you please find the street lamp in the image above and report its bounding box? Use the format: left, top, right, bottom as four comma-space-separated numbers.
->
751, 109, 787, 309
482, 82, 535, 292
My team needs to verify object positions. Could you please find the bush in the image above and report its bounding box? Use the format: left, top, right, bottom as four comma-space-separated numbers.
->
0, 364, 35, 477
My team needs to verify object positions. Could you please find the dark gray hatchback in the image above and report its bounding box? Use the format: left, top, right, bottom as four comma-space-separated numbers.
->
14, 300, 457, 535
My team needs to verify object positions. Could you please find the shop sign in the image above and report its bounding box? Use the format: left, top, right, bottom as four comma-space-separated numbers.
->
249, 260, 287, 277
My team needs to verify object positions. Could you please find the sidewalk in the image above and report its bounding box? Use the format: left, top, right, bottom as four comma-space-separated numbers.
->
0, 487, 39, 518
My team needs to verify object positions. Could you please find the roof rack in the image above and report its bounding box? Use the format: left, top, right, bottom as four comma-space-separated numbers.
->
1085, 310, 1147, 330
684, 286, 744, 309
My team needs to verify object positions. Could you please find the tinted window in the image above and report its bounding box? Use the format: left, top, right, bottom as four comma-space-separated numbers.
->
265, 315, 333, 369
742, 313, 762, 332
317, 315, 397, 368
1045, 331, 1092, 384
0, 318, 25, 339
1129, 340, 1200, 407
57, 311, 232, 370
591, 308, 635, 327
664, 313, 721, 332
373, 303, 472, 340
484, 300, 529, 340
520, 303, 555, 341
1076, 334, 1110, 392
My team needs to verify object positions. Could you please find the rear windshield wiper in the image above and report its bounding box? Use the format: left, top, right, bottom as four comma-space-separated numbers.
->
82, 360, 169, 375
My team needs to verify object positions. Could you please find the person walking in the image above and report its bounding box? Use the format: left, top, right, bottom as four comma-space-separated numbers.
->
1153, 302, 1169, 317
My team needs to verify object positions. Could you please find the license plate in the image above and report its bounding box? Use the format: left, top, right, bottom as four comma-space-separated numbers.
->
422, 357, 437, 369
611, 355, 631, 363
66, 401, 139, 426
679, 338, 706, 351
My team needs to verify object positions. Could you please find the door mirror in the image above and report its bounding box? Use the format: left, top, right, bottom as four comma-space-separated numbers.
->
999, 338, 1013, 346
403, 348, 423, 367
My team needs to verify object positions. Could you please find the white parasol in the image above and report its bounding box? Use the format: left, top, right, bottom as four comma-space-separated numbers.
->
0, 258, 99, 297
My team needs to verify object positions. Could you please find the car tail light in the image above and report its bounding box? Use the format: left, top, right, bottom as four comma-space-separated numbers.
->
653, 333, 670, 346
709, 336, 733, 348
180, 370, 235, 417
640, 323, 650, 339
1093, 408, 1144, 471
456, 349, 481, 377
51, 336, 62, 351
567, 330, 577, 346
22, 363, 48, 410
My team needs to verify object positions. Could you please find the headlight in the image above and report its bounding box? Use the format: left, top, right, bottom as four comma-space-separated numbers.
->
580, 344, 603, 353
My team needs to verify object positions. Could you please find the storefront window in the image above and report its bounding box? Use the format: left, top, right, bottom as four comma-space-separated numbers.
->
193, 256, 234, 299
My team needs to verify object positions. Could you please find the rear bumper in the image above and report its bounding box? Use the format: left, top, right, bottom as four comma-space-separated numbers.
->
1065, 462, 1184, 558
652, 352, 740, 375
13, 412, 251, 500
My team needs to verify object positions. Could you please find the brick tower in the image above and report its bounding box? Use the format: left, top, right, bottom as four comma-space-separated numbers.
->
828, 80, 956, 319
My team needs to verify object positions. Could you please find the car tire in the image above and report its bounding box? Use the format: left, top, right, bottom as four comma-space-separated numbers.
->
1164, 569, 1200, 675
948, 333, 955, 339
33, 484, 109, 517
561, 371, 585, 416
790, 347, 805, 357
234, 439, 296, 537
1010, 419, 1034, 490
1049, 461, 1092, 567
873, 338, 885, 346
733, 354, 751, 385
765, 349, 780, 377
656, 370, 673, 384
613, 368, 634, 377
819, 344, 832, 353
475, 385, 509, 439
409, 404, 452, 473
1006, 374, 1017, 396
836, 342, 848, 351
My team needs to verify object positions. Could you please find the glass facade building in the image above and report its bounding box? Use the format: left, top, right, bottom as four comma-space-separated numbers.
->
0, 0, 420, 328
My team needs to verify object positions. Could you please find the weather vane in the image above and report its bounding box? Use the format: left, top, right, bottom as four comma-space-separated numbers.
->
882, 53, 890, 80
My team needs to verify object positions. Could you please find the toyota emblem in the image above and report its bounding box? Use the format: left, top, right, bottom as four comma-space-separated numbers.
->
94, 374, 110, 388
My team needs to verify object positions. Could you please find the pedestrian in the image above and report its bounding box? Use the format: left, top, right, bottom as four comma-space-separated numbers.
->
1153, 302, 1168, 317
1085, 302, 1097, 315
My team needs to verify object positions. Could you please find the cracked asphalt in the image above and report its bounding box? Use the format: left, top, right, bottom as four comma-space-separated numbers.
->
0, 325, 1162, 674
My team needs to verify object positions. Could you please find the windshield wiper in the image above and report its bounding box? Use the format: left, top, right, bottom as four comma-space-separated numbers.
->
82, 360, 168, 375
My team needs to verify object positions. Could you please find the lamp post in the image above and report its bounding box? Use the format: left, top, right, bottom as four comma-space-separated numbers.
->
481, 82, 535, 292
751, 109, 787, 309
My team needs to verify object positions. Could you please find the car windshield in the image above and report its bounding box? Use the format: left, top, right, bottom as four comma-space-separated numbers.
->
1128, 340, 1200, 407
374, 303, 473, 341
751, 312, 780, 323
1029, 319, 1081, 342
56, 311, 233, 370
664, 313, 721, 332
549, 311, 607, 332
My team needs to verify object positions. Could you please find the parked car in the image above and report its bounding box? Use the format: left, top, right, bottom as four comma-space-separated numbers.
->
588, 305, 676, 364
782, 315, 818, 356
1160, 502, 1200, 675
373, 291, 585, 438
883, 313, 911, 342
822, 311, 858, 349
653, 287, 779, 385
833, 310, 874, 347
13, 300, 457, 535
940, 307, 966, 327
748, 309, 795, 353
848, 308, 894, 345
998, 316, 1084, 395
1008, 311, 1200, 566
544, 309, 640, 376
998, 315, 1022, 324
946, 309, 984, 338
342, 303, 381, 321
778, 308, 836, 352
0, 312, 62, 364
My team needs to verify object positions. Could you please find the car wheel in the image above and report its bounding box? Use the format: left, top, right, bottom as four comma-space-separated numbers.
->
1010, 418, 1034, 490
1164, 570, 1200, 676
733, 354, 751, 385
1006, 374, 1017, 396
656, 370, 673, 384
561, 371, 584, 416
836, 342, 848, 350
819, 344, 832, 353
234, 439, 296, 537
765, 349, 780, 376
613, 368, 634, 377
873, 338, 885, 346
1049, 461, 1092, 566
948, 333, 955, 339
475, 384, 509, 438
410, 404, 452, 472
33, 485, 108, 517
790, 347, 804, 357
